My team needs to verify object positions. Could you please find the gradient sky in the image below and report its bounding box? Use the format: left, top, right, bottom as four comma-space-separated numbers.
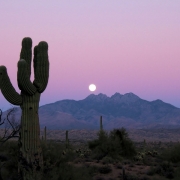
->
0, 1, 180, 111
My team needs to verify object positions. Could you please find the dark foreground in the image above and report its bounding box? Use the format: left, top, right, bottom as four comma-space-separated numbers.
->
0, 128, 180, 180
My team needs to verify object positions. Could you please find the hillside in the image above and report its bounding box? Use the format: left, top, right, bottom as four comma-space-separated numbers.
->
2, 92, 180, 130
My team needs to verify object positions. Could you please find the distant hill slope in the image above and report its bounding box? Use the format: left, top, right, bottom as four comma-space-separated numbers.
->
2, 92, 180, 130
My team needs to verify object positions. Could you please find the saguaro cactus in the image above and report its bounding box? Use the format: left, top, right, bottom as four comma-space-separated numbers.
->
44, 126, 47, 143
100, 116, 103, 131
66, 130, 69, 149
0, 37, 49, 180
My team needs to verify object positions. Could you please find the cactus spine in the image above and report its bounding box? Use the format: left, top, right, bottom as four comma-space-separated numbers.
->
0, 37, 49, 180
100, 116, 103, 131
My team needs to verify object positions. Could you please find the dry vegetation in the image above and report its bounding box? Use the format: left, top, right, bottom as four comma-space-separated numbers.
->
39, 128, 180, 143
0, 128, 180, 180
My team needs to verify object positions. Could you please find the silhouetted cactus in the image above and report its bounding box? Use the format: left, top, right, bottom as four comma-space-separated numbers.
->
44, 126, 47, 143
100, 116, 103, 131
0, 37, 49, 180
122, 166, 126, 180
66, 130, 69, 149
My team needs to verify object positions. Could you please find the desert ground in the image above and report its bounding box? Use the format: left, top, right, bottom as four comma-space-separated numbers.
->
1, 128, 180, 179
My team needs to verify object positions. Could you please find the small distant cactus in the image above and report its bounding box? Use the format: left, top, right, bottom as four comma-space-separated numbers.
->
44, 126, 47, 143
122, 166, 126, 180
100, 116, 103, 131
0, 37, 49, 180
143, 139, 146, 145
66, 130, 69, 149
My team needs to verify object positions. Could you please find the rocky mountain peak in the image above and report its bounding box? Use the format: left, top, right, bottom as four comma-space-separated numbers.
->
120, 92, 140, 103
110, 92, 123, 101
2, 92, 180, 130
85, 93, 108, 102
97, 93, 108, 100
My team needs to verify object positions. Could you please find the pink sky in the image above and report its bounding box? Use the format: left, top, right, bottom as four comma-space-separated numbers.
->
0, 1, 180, 110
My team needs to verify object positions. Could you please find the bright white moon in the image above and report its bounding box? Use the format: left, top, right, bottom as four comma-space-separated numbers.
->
89, 84, 96, 91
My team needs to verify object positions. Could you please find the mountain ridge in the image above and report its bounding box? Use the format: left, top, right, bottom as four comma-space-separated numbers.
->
1, 92, 180, 130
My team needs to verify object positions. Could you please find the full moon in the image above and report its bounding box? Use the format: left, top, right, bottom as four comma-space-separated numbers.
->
89, 84, 96, 91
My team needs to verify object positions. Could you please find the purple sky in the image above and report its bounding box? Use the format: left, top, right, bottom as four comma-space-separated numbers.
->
0, 1, 180, 111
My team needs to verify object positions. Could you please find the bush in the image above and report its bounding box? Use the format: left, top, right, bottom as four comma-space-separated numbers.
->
98, 165, 112, 174
147, 161, 174, 179
88, 128, 136, 160
0, 141, 19, 179
88, 130, 110, 160
43, 162, 93, 180
101, 156, 115, 164
161, 143, 180, 163
109, 128, 136, 157
0, 140, 94, 180
41, 140, 100, 180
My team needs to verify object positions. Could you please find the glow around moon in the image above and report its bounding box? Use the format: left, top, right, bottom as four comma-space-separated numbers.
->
89, 84, 96, 91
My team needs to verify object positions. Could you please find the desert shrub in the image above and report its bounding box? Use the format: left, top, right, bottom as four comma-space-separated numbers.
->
101, 156, 115, 164
41, 140, 100, 180
1, 139, 101, 180
42, 140, 77, 175
88, 139, 99, 150
161, 143, 180, 163
88, 165, 99, 176
109, 128, 136, 157
88, 128, 136, 160
43, 161, 94, 180
88, 130, 110, 160
147, 161, 174, 179
0, 141, 19, 179
173, 167, 180, 180
110, 128, 136, 157
98, 165, 112, 174
95, 177, 105, 180
125, 173, 150, 180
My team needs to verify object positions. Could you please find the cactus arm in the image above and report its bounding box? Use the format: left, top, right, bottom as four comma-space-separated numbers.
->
20, 37, 32, 78
0, 67, 2, 88
0, 66, 22, 105
33, 42, 49, 93
18, 37, 37, 95
17, 59, 37, 95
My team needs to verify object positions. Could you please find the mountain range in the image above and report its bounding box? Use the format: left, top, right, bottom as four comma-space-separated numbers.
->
2, 92, 180, 130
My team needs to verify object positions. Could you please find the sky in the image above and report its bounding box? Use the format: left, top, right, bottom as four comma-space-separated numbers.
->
0, 1, 180, 111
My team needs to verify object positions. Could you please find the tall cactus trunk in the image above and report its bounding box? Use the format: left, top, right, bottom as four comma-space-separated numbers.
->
100, 116, 103, 131
44, 126, 46, 143
66, 130, 69, 149
18, 92, 43, 179
0, 37, 49, 180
